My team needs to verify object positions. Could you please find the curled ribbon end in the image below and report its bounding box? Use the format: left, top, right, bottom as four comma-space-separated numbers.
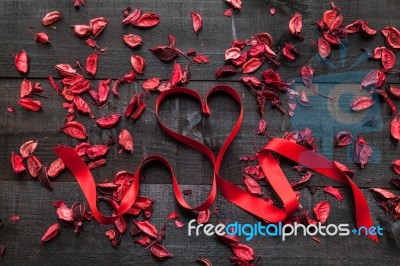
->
369, 234, 379, 244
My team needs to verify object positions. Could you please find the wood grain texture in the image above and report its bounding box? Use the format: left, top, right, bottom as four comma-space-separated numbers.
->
1, 0, 400, 265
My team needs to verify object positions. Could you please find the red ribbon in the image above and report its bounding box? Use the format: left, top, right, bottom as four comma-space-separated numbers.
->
54, 85, 378, 242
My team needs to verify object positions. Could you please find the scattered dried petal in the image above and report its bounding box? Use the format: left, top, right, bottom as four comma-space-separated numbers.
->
119, 129, 134, 153
42, 11, 62, 26
323, 186, 344, 201
41, 223, 60, 243
150, 243, 173, 260
61, 121, 87, 140
313, 201, 331, 223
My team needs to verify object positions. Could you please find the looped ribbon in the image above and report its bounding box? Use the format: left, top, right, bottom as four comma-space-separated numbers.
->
54, 85, 378, 242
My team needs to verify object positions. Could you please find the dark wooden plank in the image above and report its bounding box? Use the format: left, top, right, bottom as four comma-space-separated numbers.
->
1, 78, 399, 188
1, 0, 400, 82
0, 181, 399, 265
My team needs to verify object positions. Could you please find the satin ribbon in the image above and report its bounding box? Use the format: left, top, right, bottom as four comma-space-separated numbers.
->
54, 85, 378, 242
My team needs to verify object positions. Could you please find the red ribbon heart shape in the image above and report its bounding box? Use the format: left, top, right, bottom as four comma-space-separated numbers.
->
54, 85, 378, 242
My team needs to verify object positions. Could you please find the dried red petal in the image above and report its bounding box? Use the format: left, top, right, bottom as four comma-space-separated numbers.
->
174, 220, 185, 228
131, 55, 145, 74
392, 159, 400, 175
42, 11, 62, 26
9, 215, 20, 222
257, 119, 267, 135
170, 62, 183, 86
168, 211, 179, 219
41, 223, 60, 243
123, 70, 136, 83
47, 158, 65, 178
318, 38, 331, 59
313, 201, 330, 223
125, 94, 146, 120
381, 26, 400, 49
193, 54, 209, 64
55, 64, 77, 77
197, 209, 211, 224
89, 17, 109, 38
243, 175, 263, 196
118, 129, 134, 153
75, 142, 91, 157
86, 53, 98, 76
290, 171, 312, 190
87, 158, 106, 169
224, 8, 233, 17
133, 13, 160, 28
114, 217, 127, 234
18, 98, 41, 112
232, 243, 254, 261
388, 85, 400, 99
323, 186, 344, 201
215, 65, 238, 79
98, 79, 111, 104
371, 46, 396, 70
72, 96, 91, 117
56, 204, 74, 222
0, 245, 5, 257
15, 50, 29, 74
20, 140, 38, 158
134, 220, 158, 238
217, 231, 239, 246
282, 42, 299, 62
391, 114, 400, 141
361, 21, 377, 36
135, 235, 151, 247
225, 47, 241, 61
27, 155, 42, 178
34, 32, 51, 44
261, 69, 286, 91
242, 58, 262, 74
150, 46, 178, 62
196, 258, 212, 266
122, 8, 141, 24
11, 152, 26, 174
150, 243, 173, 260
20, 79, 33, 98
351, 136, 372, 168
71, 25, 91, 37
361, 69, 386, 89
111, 79, 123, 98
61, 121, 87, 140
345, 20, 361, 34
240, 76, 262, 88
350, 96, 375, 111
142, 77, 161, 92
96, 114, 121, 129
335, 131, 354, 146
86, 145, 109, 159
191, 11, 203, 35
122, 34, 142, 49
300, 66, 314, 87
289, 13, 303, 40
231, 52, 248, 66
226, 0, 242, 10
369, 188, 396, 200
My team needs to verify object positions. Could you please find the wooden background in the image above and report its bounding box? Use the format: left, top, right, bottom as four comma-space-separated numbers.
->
1, 0, 399, 265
